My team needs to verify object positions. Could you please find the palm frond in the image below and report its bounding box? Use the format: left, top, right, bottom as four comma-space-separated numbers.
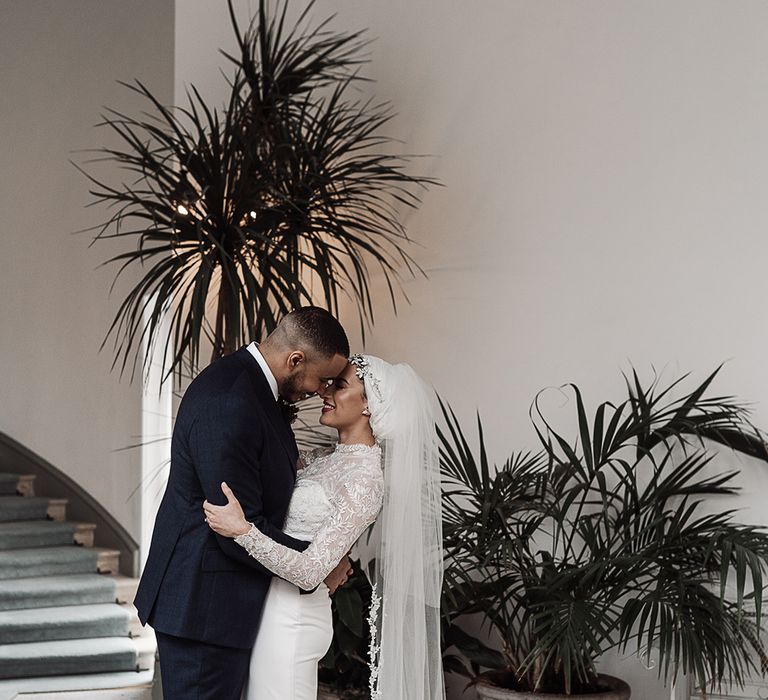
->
81, 0, 438, 382
440, 369, 768, 693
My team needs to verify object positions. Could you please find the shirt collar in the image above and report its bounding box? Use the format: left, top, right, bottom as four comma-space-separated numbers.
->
246, 342, 279, 401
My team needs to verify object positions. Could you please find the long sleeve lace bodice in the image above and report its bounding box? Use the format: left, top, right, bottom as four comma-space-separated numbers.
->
234, 443, 383, 590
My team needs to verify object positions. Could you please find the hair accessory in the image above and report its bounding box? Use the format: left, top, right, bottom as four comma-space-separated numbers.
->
349, 354, 383, 401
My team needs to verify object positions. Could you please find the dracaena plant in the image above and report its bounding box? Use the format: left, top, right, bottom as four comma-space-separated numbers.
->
440, 366, 768, 695
79, 0, 435, 383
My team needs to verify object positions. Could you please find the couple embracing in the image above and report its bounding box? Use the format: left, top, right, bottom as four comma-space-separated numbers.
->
134, 307, 445, 700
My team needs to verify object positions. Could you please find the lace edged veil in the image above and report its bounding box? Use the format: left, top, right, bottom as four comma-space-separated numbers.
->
350, 355, 445, 700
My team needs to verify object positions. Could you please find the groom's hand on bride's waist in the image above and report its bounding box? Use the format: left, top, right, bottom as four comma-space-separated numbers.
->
323, 555, 354, 595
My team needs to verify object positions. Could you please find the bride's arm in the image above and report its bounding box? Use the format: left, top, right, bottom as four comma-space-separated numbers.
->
204, 477, 383, 590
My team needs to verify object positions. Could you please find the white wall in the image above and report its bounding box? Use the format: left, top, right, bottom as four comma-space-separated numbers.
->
0, 0, 175, 539
175, 2, 768, 697
175, 0, 768, 443
3, 0, 766, 695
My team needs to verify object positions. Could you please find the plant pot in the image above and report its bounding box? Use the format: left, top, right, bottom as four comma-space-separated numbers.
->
317, 684, 367, 700
476, 674, 631, 700
317, 684, 340, 700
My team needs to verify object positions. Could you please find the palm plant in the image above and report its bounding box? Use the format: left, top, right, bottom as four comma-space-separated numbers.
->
80, 0, 435, 382
440, 366, 768, 695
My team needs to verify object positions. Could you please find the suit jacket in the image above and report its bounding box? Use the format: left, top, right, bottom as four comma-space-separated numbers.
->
134, 347, 308, 649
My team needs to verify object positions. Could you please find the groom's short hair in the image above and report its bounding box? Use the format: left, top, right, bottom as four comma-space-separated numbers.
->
278, 306, 349, 359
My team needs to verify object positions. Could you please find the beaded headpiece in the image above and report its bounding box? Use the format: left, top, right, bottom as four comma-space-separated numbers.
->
349, 354, 383, 401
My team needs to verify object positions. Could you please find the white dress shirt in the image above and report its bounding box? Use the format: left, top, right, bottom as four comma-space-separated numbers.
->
246, 342, 279, 401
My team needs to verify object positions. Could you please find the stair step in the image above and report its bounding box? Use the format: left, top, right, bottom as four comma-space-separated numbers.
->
113, 576, 140, 605
0, 603, 132, 644
46, 498, 67, 522
0, 668, 154, 699
73, 522, 97, 547
0, 547, 119, 580
0, 521, 78, 550
0, 637, 140, 679
97, 548, 120, 574
0, 497, 49, 523
9, 686, 153, 699
0, 574, 128, 611
0, 476, 19, 497
0, 474, 35, 497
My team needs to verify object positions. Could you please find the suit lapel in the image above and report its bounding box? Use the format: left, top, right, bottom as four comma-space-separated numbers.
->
234, 348, 298, 474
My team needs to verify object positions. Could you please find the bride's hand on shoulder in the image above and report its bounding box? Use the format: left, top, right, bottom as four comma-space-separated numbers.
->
203, 482, 251, 538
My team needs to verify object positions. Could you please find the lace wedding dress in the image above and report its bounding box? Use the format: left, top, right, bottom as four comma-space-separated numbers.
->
238, 442, 383, 700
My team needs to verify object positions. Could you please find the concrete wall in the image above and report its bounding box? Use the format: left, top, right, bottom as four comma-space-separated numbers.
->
0, 0, 175, 539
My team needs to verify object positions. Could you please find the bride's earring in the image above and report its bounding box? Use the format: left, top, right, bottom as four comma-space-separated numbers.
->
362, 408, 371, 416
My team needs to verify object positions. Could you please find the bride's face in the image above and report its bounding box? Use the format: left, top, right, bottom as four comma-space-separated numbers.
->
318, 362, 369, 431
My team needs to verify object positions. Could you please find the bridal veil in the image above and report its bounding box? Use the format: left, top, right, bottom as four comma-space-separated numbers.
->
350, 355, 445, 700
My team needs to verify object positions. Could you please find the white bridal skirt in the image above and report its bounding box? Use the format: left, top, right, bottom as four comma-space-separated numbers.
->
243, 577, 333, 700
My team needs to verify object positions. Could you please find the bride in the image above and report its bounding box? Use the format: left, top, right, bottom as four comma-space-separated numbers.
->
204, 355, 445, 700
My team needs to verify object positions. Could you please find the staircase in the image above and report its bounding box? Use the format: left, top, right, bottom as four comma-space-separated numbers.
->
0, 472, 156, 700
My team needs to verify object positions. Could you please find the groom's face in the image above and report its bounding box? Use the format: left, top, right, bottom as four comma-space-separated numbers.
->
281, 351, 348, 403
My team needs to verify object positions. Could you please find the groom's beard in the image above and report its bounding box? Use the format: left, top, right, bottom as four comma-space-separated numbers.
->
280, 372, 307, 403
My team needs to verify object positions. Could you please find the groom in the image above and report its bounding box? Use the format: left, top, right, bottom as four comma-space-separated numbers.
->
134, 307, 351, 700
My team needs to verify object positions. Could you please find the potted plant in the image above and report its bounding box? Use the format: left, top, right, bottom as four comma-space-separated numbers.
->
81, 2, 435, 694
80, 0, 434, 383
440, 367, 768, 697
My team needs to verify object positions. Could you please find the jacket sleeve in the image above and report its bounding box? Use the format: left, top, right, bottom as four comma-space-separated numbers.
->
190, 393, 309, 573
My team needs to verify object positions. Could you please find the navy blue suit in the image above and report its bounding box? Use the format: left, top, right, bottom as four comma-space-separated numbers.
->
134, 347, 309, 699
